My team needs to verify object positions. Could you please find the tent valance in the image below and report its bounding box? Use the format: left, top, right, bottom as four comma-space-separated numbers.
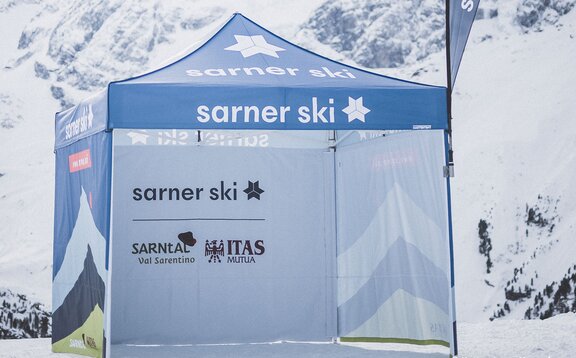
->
55, 13, 447, 150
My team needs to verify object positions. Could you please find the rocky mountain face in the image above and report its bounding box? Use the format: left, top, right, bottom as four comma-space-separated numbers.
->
516, 0, 575, 28
4, 0, 574, 106
301, 0, 575, 69
6, 0, 226, 107
478, 195, 570, 320
301, 0, 446, 68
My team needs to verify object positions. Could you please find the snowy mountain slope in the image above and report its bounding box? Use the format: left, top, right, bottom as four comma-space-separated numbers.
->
0, 8, 60, 306
6, 0, 325, 94
449, 9, 576, 321
297, 0, 576, 323
299, 0, 576, 323
0, 0, 324, 311
0, 0, 575, 342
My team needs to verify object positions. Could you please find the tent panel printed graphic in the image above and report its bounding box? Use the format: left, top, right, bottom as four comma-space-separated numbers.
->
108, 85, 446, 131
114, 128, 331, 149
52, 132, 111, 358
109, 140, 336, 344
105, 14, 447, 133
336, 131, 452, 346
55, 90, 108, 150
53, 13, 457, 357
52, 304, 104, 357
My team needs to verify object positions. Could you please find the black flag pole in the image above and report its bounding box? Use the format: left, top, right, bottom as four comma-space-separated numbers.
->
445, 0, 455, 169
446, 1, 458, 354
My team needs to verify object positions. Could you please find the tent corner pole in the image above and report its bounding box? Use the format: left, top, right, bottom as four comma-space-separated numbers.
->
445, 0, 455, 171
445, 3, 458, 356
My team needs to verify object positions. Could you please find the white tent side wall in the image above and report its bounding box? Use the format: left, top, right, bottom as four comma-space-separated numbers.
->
103, 129, 456, 354
52, 91, 111, 358
107, 130, 337, 349
335, 130, 454, 347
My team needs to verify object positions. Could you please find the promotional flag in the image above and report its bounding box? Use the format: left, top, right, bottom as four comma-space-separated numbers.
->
449, 0, 480, 88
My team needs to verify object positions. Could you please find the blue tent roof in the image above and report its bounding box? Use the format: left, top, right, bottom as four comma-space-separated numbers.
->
56, 13, 447, 149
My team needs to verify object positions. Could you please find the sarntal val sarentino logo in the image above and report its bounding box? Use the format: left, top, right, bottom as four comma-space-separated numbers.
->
131, 233, 265, 265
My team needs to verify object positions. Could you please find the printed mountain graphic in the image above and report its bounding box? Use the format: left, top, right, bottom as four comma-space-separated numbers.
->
335, 133, 447, 255
52, 305, 103, 357
337, 180, 448, 306
178, 231, 197, 247
53, 189, 106, 311
345, 289, 450, 342
338, 237, 449, 336
52, 244, 105, 343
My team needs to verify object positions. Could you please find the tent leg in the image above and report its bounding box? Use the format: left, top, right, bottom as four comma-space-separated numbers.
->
445, 131, 458, 356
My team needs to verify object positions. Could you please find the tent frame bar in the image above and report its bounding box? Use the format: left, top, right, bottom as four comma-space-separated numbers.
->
445, 0, 455, 173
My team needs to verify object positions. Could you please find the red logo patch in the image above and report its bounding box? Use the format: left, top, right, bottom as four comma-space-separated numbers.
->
69, 149, 92, 173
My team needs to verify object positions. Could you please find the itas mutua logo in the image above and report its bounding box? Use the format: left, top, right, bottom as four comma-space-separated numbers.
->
131, 231, 197, 265
205, 239, 265, 264
205, 240, 225, 263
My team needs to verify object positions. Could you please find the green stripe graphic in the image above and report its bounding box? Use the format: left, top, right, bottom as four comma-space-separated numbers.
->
340, 337, 450, 348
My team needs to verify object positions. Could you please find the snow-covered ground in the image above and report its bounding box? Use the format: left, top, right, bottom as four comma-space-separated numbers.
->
0, 339, 445, 358
458, 313, 576, 358
2, 313, 576, 357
